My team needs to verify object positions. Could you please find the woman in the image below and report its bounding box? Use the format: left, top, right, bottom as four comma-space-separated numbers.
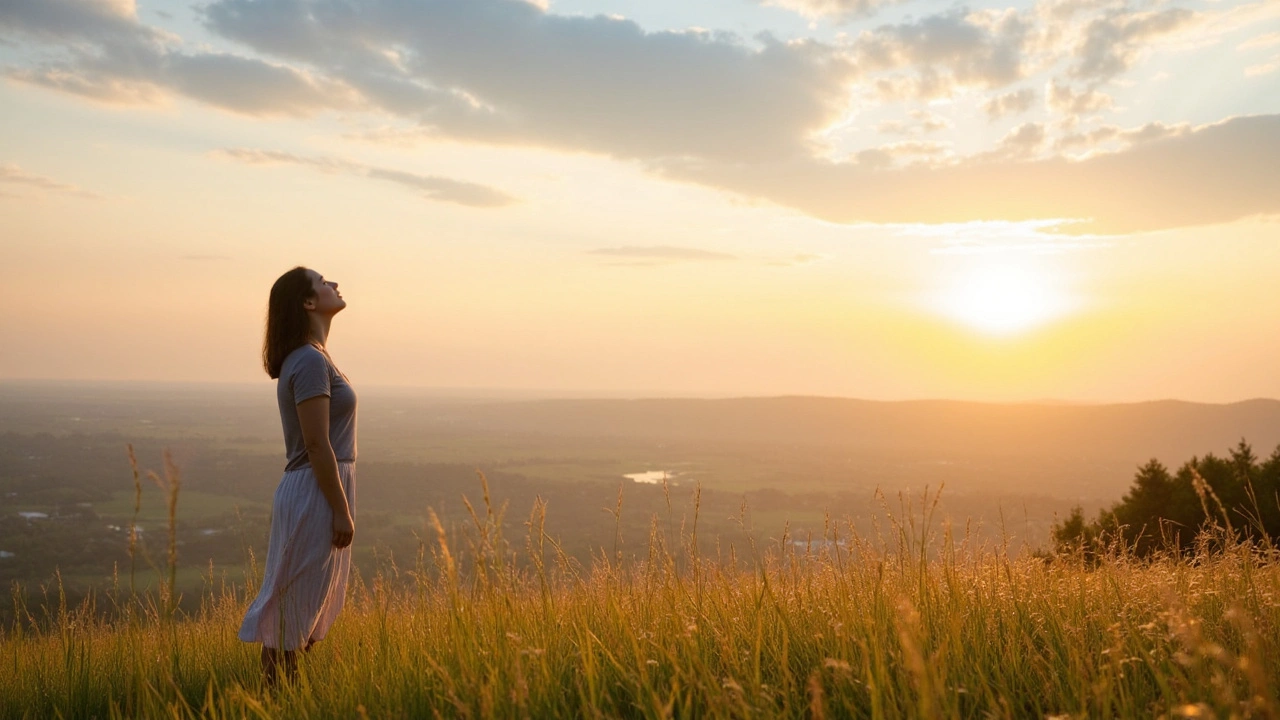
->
239, 266, 358, 685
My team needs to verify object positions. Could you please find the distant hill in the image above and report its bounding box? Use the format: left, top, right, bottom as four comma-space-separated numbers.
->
429, 396, 1280, 464
5, 382, 1278, 503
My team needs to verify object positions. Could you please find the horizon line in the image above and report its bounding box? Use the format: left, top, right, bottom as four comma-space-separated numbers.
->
0, 377, 1275, 407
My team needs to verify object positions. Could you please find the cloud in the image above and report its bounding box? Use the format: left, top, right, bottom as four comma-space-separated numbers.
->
867, 71, 955, 102
341, 126, 434, 148
1046, 79, 1112, 118
878, 109, 951, 135
0, 0, 162, 45
0, 0, 354, 115
1246, 58, 1280, 76
1070, 7, 1195, 82
163, 53, 355, 116
1240, 31, 1280, 51
881, 140, 950, 157
215, 149, 518, 207
656, 114, 1280, 234
911, 219, 1111, 254
876, 120, 910, 135
962, 122, 1044, 163
0, 163, 98, 198
851, 8, 1031, 95
1118, 121, 1190, 145
587, 246, 737, 262
757, 0, 905, 22
854, 140, 952, 169
201, 0, 856, 163
909, 110, 951, 133
983, 87, 1036, 120
1240, 29, 1280, 77
6, 67, 168, 105
1055, 125, 1118, 152
1055, 120, 1191, 155
929, 238, 1108, 255
986, 122, 1047, 161
3, 0, 1275, 235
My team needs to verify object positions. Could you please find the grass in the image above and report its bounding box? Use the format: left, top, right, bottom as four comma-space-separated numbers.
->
3, 480, 1280, 719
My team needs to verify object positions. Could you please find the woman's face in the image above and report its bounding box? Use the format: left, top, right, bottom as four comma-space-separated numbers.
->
304, 269, 346, 315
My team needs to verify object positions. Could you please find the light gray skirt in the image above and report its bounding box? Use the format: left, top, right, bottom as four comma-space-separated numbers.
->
238, 462, 356, 651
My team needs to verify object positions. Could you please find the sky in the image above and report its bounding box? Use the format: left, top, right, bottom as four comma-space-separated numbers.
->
1, 0, 1278, 402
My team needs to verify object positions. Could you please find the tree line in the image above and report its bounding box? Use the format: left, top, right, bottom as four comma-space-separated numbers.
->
1053, 440, 1280, 555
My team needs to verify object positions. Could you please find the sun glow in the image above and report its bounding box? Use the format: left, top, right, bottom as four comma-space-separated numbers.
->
934, 260, 1078, 336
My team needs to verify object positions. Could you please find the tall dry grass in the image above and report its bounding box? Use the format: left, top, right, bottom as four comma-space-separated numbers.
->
3, 476, 1279, 719
125, 444, 183, 617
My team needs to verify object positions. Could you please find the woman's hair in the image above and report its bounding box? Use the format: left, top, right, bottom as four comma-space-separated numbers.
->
263, 266, 316, 379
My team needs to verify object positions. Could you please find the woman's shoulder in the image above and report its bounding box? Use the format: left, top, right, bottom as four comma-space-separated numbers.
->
281, 344, 327, 374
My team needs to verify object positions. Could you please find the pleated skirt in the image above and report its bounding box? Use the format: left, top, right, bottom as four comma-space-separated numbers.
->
238, 462, 356, 651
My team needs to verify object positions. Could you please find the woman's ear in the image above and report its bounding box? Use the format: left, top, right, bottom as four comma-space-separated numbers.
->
302, 296, 317, 311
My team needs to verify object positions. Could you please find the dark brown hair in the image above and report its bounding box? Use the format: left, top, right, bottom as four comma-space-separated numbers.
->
263, 266, 316, 379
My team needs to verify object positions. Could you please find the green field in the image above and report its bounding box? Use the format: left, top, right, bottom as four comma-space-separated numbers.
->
4, 496, 1278, 720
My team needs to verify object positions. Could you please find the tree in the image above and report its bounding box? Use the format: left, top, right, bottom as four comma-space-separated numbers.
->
1111, 459, 1173, 556
1051, 506, 1096, 555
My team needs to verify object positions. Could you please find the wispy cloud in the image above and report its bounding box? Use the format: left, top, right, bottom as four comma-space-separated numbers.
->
756, 0, 909, 22
1240, 31, 1280, 51
215, 148, 518, 208
1245, 59, 1280, 76
587, 246, 737, 263
0, 163, 98, 198
895, 219, 1111, 254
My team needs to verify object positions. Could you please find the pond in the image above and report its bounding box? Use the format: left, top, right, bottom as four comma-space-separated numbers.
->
623, 471, 671, 485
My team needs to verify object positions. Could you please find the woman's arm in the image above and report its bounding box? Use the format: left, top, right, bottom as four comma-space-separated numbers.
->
297, 395, 355, 548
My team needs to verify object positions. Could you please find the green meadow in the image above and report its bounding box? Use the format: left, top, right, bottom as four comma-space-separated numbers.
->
4, 484, 1279, 720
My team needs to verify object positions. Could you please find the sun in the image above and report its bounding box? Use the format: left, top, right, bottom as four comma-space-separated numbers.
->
933, 260, 1077, 336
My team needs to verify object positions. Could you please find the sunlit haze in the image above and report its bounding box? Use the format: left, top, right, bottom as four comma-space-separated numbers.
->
2, 0, 1278, 401
932, 258, 1079, 336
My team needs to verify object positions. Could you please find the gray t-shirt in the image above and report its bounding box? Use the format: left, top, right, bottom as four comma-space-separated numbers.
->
277, 344, 358, 472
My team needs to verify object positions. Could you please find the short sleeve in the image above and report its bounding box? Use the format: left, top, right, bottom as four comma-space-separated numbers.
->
289, 348, 331, 404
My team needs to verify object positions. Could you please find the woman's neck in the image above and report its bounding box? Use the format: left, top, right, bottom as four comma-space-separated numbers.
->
308, 314, 332, 348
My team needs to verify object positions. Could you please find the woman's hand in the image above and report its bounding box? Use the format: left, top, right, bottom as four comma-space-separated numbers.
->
332, 511, 355, 549
297, 396, 355, 550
